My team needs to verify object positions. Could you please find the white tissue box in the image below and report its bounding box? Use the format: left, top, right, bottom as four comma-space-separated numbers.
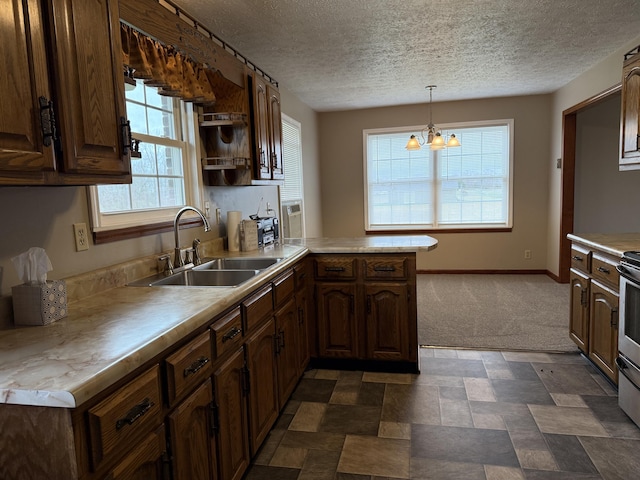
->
12, 280, 68, 326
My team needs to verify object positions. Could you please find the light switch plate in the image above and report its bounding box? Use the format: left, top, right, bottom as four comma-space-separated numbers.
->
73, 223, 89, 251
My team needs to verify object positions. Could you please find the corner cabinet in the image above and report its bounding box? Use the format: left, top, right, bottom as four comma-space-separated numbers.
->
620, 45, 640, 170
249, 73, 284, 182
568, 241, 619, 383
0, 0, 131, 185
311, 254, 418, 372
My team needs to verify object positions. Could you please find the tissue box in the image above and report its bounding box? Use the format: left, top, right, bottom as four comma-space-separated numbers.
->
240, 219, 259, 251
12, 280, 68, 326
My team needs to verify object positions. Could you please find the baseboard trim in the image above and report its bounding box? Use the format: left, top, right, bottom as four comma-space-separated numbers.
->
416, 269, 566, 283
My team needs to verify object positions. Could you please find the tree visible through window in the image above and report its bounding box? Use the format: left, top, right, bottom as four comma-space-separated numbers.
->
364, 120, 513, 231
97, 81, 187, 214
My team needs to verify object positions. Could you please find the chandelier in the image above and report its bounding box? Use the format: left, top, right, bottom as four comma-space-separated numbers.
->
405, 85, 460, 151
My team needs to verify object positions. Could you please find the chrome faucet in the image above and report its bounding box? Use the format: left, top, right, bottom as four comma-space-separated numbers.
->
174, 206, 211, 268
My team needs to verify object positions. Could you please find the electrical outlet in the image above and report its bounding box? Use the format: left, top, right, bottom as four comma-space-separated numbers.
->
73, 223, 89, 251
524, 249, 532, 259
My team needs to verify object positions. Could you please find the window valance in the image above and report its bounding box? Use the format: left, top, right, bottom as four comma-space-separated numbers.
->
121, 23, 217, 105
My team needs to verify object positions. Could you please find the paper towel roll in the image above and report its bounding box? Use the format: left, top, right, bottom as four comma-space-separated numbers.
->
227, 211, 242, 251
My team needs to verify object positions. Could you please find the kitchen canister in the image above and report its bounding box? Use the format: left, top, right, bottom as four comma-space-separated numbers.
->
227, 211, 242, 251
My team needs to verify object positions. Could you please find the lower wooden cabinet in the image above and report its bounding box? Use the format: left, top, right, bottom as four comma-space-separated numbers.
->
312, 254, 418, 370
213, 347, 251, 480
568, 240, 620, 384
365, 283, 410, 361
105, 425, 167, 480
245, 318, 279, 454
569, 269, 590, 352
275, 297, 300, 406
167, 379, 218, 480
316, 282, 359, 358
588, 280, 619, 382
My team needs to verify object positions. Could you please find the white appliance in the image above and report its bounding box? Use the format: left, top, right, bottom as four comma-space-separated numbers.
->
281, 201, 303, 238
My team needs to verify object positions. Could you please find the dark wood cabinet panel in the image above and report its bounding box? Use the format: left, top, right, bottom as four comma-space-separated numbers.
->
620, 49, 640, 169
316, 282, 359, 358
213, 348, 250, 480
569, 269, 590, 352
275, 298, 299, 406
168, 379, 218, 480
365, 284, 410, 361
589, 280, 619, 383
245, 318, 279, 454
106, 425, 166, 480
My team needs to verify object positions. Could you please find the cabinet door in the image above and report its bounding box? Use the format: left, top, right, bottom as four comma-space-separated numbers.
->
0, 0, 55, 181
267, 84, 284, 180
47, 0, 131, 179
106, 425, 166, 480
275, 298, 299, 407
245, 318, 279, 454
316, 283, 359, 358
296, 287, 311, 375
365, 284, 410, 361
589, 280, 619, 383
213, 348, 250, 480
252, 75, 271, 180
620, 56, 640, 168
569, 269, 590, 352
168, 379, 218, 480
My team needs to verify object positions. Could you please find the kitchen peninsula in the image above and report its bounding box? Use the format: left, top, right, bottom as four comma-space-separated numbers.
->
0, 235, 436, 480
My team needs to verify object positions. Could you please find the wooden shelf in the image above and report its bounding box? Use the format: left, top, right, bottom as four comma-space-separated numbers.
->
199, 112, 247, 127
202, 157, 251, 170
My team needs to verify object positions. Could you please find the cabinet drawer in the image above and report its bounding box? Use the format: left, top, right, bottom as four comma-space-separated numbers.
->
273, 269, 295, 307
243, 284, 273, 332
87, 365, 162, 470
165, 331, 213, 406
211, 306, 243, 359
314, 257, 357, 280
592, 254, 619, 289
363, 257, 408, 280
570, 245, 591, 273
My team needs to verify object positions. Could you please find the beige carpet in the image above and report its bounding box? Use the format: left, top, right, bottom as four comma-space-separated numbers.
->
417, 274, 579, 352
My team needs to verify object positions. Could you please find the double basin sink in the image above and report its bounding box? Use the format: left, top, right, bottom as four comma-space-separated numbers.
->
128, 257, 283, 287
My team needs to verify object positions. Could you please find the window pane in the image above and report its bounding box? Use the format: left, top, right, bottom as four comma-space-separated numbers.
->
132, 142, 158, 175
159, 177, 185, 207
157, 146, 183, 176
98, 184, 131, 213
147, 107, 175, 138
365, 122, 511, 230
131, 176, 160, 210
126, 102, 148, 135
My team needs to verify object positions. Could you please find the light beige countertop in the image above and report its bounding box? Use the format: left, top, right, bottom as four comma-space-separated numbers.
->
567, 232, 640, 258
0, 235, 437, 409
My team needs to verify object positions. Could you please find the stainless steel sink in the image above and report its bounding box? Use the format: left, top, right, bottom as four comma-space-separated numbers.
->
195, 257, 282, 271
129, 269, 259, 287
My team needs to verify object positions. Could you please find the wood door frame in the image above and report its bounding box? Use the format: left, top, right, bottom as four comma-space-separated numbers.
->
558, 83, 621, 283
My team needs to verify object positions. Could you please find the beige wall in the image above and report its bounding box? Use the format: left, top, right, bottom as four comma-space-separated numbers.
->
280, 86, 323, 237
318, 95, 552, 271
546, 34, 640, 277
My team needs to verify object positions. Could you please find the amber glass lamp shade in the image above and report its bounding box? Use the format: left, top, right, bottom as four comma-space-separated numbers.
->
446, 134, 461, 147
406, 135, 422, 151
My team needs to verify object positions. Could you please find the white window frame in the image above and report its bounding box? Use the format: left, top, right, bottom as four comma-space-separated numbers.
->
88, 100, 204, 233
363, 119, 514, 231
280, 113, 304, 203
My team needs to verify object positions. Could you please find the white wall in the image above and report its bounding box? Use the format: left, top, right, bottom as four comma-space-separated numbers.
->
547, 35, 640, 276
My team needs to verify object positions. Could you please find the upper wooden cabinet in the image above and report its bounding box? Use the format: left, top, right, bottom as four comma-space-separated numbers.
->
620, 45, 640, 170
250, 73, 284, 182
0, 0, 131, 185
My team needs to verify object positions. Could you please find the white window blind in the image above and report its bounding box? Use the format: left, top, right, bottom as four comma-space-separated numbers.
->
280, 114, 303, 202
364, 120, 513, 231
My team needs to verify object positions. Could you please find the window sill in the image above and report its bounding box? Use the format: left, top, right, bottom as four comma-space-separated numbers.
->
366, 227, 512, 235
93, 217, 206, 244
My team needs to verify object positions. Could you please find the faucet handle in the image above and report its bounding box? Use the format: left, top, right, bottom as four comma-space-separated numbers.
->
158, 254, 174, 275
192, 238, 202, 265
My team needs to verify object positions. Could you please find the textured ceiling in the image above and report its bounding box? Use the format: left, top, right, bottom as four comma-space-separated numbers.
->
174, 0, 640, 111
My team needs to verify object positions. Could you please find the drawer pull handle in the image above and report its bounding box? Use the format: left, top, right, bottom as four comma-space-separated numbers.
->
116, 398, 153, 430
222, 326, 242, 343
597, 266, 611, 275
572, 255, 583, 262
373, 266, 396, 272
324, 266, 346, 272
183, 356, 210, 377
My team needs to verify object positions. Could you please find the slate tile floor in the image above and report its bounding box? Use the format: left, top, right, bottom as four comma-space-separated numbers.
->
244, 348, 640, 480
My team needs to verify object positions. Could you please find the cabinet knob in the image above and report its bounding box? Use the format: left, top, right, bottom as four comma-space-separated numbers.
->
597, 266, 611, 275
115, 398, 154, 430
572, 255, 583, 262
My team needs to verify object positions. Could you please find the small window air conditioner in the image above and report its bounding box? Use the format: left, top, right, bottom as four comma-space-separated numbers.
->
281, 201, 304, 238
